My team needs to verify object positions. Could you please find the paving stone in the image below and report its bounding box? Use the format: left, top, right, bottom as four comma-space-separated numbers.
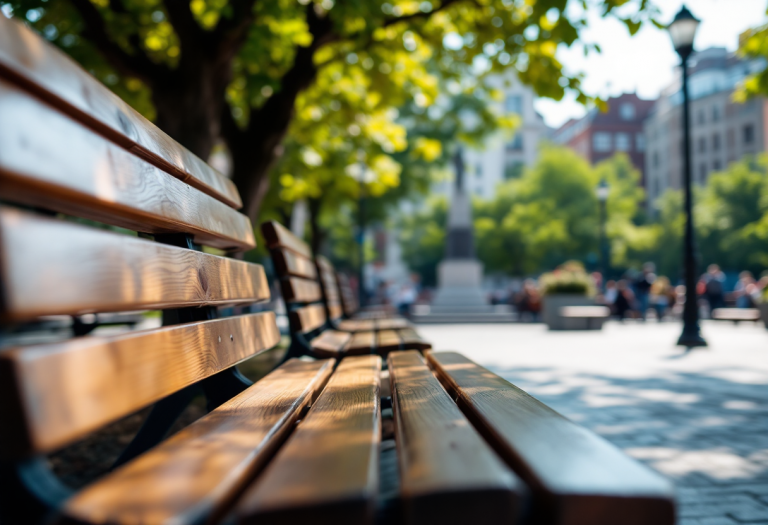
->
417, 320, 768, 525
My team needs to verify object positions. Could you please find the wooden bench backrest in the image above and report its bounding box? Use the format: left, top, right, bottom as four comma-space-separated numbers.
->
336, 272, 360, 317
261, 221, 342, 333
0, 18, 276, 459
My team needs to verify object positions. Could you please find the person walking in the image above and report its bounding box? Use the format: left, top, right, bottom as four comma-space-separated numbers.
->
633, 262, 656, 321
702, 264, 726, 314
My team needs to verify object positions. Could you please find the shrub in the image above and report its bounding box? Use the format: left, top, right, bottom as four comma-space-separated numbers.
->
540, 261, 596, 296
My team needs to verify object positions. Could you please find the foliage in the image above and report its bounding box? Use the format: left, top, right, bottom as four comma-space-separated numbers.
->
539, 260, 595, 296
397, 196, 448, 286
735, 13, 768, 102
2, 0, 663, 224
473, 146, 650, 275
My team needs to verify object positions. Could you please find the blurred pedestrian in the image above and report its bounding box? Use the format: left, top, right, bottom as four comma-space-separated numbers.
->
702, 264, 726, 313
734, 271, 757, 308
633, 262, 656, 321
614, 280, 635, 320
517, 279, 541, 322
650, 276, 672, 321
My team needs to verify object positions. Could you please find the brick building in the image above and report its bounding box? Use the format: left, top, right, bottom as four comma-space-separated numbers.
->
552, 93, 656, 184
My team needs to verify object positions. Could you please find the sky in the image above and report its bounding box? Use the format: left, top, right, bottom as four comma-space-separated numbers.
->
534, 0, 768, 129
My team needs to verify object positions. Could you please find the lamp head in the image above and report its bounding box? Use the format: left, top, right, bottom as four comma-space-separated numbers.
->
668, 5, 700, 58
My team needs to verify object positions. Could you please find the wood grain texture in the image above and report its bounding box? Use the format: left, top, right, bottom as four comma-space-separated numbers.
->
337, 319, 376, 333
0, 16, 241, 209
336, 272, 359, 317
376, 318, 414, 330
426, 351, 676, 525
344, 331, 377, 356
282, 277, 323, 304
0, 81, 253, 251
376, 330, 402, 353
273, 249, 317, 280
289, 305, 327, 334
388, 351, 521, 525
0, 312, 281, 457
63, 359, 335, 525
397, 328, 432, 351
261, 221, 312, 259
310, 330, 351, 357
235, 355, 381, 525
315, 256, 340, 302
0, 207, 268, 322
328, 302, 344, 322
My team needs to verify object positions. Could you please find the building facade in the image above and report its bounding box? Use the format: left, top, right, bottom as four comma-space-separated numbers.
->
552, 93, 655, 184
644, 47, 768, 206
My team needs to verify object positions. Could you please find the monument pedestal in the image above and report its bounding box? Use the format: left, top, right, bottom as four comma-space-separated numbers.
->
411, 149, 514, 323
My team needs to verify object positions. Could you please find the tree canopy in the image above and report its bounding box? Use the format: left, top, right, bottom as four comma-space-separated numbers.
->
2, 0, 661, 223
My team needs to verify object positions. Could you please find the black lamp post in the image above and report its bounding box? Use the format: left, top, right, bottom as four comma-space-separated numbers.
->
669, 5, 707, 348
596, 178, 610, 285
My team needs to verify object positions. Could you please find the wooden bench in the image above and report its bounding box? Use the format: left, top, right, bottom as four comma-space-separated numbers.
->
337, 271, 401, 321
711, 307, 761, 324
261, 221, 429, 359
0, 16, 675, 525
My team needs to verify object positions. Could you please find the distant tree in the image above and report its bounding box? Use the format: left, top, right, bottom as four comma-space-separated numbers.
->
2, 0, 660, 222
397, 196, 448, 286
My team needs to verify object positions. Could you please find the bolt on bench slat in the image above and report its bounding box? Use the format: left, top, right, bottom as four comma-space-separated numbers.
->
0, 207, 269, 323
0, 312, 281, 457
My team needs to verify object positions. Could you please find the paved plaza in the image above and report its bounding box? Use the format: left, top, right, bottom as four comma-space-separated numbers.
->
417, 320, 768, 525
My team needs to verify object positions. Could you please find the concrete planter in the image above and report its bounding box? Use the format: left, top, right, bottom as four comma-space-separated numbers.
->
760, 303, 768, 329
542, 294, 599, 330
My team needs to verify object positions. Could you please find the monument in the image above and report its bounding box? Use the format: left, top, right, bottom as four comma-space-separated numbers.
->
413, 149, 514, 323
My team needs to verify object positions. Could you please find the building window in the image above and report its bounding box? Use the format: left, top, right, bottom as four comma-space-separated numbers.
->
593, 132, 612, 152
713, 159, 721, 172
504, 161, 524, 180
636, 133, 646, 152
712, 105, 721, 122
619, 103, 635, 120
615, 132, 631, 151
505, 95, 522, 115
744, 124, 755, 144
507, 134, 523, 151
712, 134, 720, 151
698, 137, 706, 153
699, 163, 707, 183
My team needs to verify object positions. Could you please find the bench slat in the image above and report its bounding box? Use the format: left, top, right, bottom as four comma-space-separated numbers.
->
336, 273, 360, 317
290, 304, 327, 334
235, 355, 381, 525
310, 330, 351, 357
377, 318, 413, 330
396, 328, 431, 351
426, 351, 675, 525
63, 358, 334, 525
388, 351, 522, 524
345, 331, 377, 355
0, 312, 281, 457
337, 319, 375, 332
0, 16, 241, 209
282, 277, 323, 303
376, 330, 402, 353
328, 302, 344, 321
0, 207, 268, 322
273, 249, 317, 280
261, 221, 312, 259
0, 80, 254, 251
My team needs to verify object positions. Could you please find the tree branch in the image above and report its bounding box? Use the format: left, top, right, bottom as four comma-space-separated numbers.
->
69, 0, 165, 83
382, 0, 462, 28
161, 0, 206, 53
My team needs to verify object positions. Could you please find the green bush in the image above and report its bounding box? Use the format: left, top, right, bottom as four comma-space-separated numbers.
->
540, 261, 596, 296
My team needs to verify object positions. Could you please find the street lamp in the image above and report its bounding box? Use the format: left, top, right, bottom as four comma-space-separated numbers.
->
668, 5, 707, 348
596, 178, 610, 285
